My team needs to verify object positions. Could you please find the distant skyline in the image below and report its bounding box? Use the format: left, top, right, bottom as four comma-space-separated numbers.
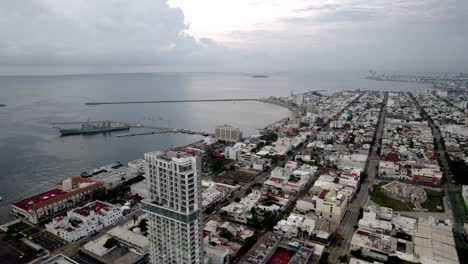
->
0, 0, 467, 75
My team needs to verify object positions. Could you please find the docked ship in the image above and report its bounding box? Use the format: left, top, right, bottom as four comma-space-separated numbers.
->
57, 122, 130, 136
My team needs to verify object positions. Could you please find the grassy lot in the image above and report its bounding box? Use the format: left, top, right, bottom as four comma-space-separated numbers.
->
421, 188, 444, 212
370, 182, 414, 211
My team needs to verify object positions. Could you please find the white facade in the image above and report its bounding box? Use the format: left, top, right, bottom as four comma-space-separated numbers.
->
45, 201, 123, 242
142, 151, 204, 264
215, 125, 243, 142
220, 190, 261, 224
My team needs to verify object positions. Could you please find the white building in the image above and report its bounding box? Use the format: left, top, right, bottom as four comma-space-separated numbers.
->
45, 201, 123, 242
350, 205, 459, 264
215, 125, 243, 142
220, 190, 262, 224
106, 215, 150, 256
274, 213, 315, 238
11, 177, 103, 224
264, 165, 316, 194
312, 189, 348, 223
142, 151, 204, 264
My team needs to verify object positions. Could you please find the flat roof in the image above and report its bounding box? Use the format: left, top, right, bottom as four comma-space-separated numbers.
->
73, 201, 110, 217
41, 254, 79, 264
13, 178, 102, 211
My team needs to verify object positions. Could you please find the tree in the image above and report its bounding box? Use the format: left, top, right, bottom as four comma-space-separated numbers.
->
251, 183, 263, 188
449, 158, 468, 185
138, 219, 148, 233
212, 158, 225, 173
234, 197, 241, 202
351, 249, 362, 258
219, 230, 234, 240
245, 187, 253, 195
318, 252, 330, 264
339, 254, 349, 263
358, 208, 364, 219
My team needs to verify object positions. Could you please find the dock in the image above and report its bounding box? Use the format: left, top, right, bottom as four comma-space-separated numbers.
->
49, 121, 214, 137
53, 97, 305, 138
85, 98, 305, 119
85, 99, 258, 105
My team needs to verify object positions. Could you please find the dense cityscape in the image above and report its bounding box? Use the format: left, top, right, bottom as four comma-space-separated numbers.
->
1, 75, 468, 264
1, 1, 468, 264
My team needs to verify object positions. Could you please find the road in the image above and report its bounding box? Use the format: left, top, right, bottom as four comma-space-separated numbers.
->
231, 92, 366, 263
327, 92, 388, 263
409, 92, 467, 249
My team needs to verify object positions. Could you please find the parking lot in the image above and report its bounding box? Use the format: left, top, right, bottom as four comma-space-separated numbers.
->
30, 231, 67, 252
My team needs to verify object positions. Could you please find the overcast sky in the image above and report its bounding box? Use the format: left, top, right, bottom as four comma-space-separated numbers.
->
0, 0, 467, 75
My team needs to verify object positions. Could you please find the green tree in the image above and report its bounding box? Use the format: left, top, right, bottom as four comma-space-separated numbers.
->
219, 230, 234, 240
138, 219, 148, 233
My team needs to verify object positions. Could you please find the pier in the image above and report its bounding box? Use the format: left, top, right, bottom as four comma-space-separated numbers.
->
49, 121, 214, 137
85, 98, 305, 117
86, 99, 258, 105
53, 96, 305, 138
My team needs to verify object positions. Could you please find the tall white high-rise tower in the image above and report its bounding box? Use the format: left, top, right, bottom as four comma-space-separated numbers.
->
142, 151, 203, 264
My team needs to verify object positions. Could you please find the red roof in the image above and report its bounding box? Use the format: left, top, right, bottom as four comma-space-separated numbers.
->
13, 189, 66, 211
386, 152, 399, 162
319, 189, 330, 199
13, 178, 103, 211
73, 201, 110, 217
271, 178, 284, 183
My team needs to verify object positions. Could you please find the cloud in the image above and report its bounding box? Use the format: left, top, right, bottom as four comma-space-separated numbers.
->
0, 0, 224, 74
0, 0, 467, 74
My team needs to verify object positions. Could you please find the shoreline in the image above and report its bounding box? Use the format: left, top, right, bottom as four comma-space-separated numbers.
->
0, 99, 293, 225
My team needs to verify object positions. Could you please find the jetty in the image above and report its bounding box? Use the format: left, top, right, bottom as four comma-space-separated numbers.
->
85, 98, 305, 117
49, 121, 214, 138
85, 99, 257, 105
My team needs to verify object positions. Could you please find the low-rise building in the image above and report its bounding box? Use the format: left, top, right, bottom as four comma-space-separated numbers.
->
350, 205, 459, 264
45, 201, 123, 242
264, 165, 317, 193
411, 167, 443, 185
220, 190, 261, 224
312, 189, 348, 223
274, 213, 315, 238
106, 215, 149, 255
11, 177, 103, 224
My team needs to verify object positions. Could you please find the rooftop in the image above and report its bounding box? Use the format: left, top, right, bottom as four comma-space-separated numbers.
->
73, 201, 110, 217
13, 177, 102, 211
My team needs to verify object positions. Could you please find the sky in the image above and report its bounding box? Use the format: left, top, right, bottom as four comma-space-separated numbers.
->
0, 0, 467, 75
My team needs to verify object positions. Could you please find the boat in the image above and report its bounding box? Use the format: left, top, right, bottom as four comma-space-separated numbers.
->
252, 75, 269, 78
57, 122, 130, 136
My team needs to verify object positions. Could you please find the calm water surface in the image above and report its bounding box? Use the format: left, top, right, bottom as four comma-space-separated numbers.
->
0, 72, 429, 223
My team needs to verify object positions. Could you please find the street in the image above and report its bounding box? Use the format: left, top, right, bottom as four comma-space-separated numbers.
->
410, 93, 467, 249
327, 92, 388, 263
